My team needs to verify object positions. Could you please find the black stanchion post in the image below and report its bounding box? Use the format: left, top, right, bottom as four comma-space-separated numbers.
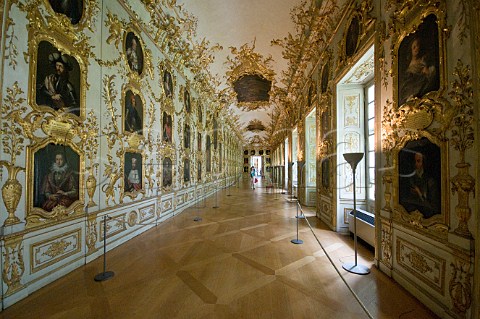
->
94, 215, 115, 281
291, 202, 303, 245
213, 181, 219, 208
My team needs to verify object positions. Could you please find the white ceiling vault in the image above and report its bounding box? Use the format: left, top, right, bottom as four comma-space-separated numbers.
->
176, 0, 305, 147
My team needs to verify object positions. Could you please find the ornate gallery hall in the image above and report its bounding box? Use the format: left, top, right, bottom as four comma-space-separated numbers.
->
0, 0, 478, 318
0, 181, 438, 319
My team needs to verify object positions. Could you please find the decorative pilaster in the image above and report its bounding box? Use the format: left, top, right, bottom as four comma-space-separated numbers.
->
2, 235, 25, 295
449, 259, 472, 316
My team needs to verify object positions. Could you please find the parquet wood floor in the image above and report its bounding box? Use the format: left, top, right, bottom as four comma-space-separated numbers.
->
0, 180, 439, 318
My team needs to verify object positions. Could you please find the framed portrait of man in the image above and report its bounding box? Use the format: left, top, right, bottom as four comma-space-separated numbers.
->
162, 112, 173, 143
184, 159, 190, 182
397, 14, 440, 106
184, 124, 190, 149
206, 135, 211, 172
321, 63, 329, 94
198, 104, 203, 124
124, 152, 143, 193
33, 143, 80, 212
48, 0, 83, 25
123, 90, 143, 135
321, 158, 330, 189
184, 89, 191, 113
398, 137, 441, 219
162, 157, 173, 188
345, 15, 360, 58
35, 41, 81, 116
197, 161, 202, 181
163, 70, 173, 98
125, 31, 144, 75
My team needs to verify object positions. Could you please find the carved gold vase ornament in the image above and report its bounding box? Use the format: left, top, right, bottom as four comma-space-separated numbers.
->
0, 161, 24, 226
86, 174, 97, 208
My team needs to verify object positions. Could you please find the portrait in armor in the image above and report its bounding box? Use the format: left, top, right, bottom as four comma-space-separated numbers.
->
36, 41, 80, 116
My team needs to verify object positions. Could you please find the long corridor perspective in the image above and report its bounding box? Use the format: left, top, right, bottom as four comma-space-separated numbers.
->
0, 180, 438, 319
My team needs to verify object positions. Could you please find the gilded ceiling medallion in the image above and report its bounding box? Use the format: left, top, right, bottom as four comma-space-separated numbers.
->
246, 119, 266, 132
225, 41, 275, 111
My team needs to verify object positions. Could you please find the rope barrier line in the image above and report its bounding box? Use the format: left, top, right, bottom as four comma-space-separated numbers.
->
296, 201, 374, 319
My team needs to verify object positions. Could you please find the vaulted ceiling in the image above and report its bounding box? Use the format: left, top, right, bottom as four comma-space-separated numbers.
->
176, 0, 305, 147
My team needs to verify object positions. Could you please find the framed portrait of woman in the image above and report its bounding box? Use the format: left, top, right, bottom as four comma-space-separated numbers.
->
125, 31, 144, 76
397, 14, 440, 106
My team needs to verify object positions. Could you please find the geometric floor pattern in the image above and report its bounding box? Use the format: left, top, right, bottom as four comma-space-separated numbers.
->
0, 180, 439, 319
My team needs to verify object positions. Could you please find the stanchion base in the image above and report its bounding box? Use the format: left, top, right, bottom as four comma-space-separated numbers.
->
94, 271, 115, 282
213, 206, 219, 209
227, 194, 232, 196
291, 239, 303, 244
193, 217, 202, 222
295, 215, 306, 219
342, 262, 370, 275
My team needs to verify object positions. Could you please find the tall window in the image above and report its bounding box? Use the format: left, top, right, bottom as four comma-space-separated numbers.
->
365, 83, 375, 202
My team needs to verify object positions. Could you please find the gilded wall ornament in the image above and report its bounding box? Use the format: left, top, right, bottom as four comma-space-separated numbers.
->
5, 15, 18, 70
1, 82, 27, 226
225, 41, 275, 111
448, 60, 475, 238
101, 75, 122, 207
449, 259, 472, 314
43, 0, 99, 33
86, 213, 97, 254
79, 110, 99, 208
2, 236, 24, 295
381, 219, 393, 269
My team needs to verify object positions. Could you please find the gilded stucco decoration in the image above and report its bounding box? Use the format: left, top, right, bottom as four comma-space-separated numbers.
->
1, 82, 26, 226
224, 41, 275, 111
4, 11, 19, 70
2, 236, 24, 295
381, 219, 393, 269
449, 60, 475, 238
41, 0, 99, 33
101, 75, 123, 206
79, 110, 99, 208
449, 258, 472, 315
86, 213, 98, 254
